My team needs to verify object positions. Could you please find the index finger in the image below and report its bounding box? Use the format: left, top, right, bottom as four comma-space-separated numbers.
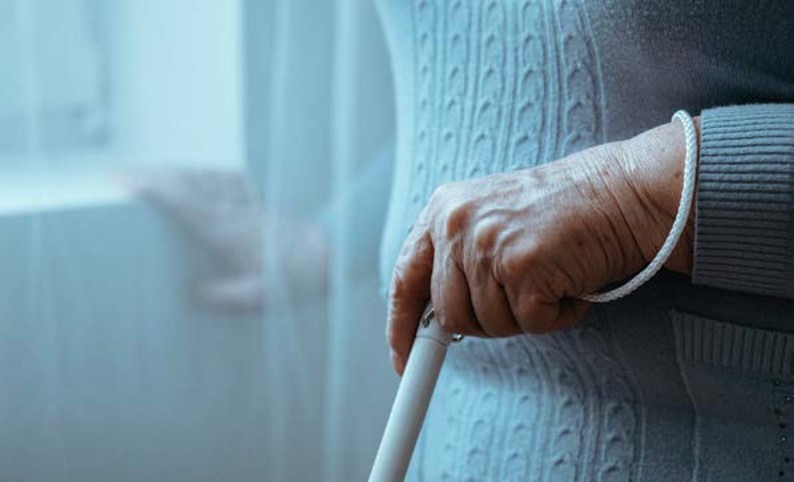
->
387, 226, 434, 375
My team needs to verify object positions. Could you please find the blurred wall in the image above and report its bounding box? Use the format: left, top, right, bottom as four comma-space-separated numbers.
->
0, 201, 270, 482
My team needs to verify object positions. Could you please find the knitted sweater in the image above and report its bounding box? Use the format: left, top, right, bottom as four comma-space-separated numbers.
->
375, 0, 794, 480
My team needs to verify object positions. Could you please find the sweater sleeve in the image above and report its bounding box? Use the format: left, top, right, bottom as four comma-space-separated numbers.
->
692, 103, 794, 299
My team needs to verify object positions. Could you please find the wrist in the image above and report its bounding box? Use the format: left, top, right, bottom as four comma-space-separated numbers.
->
621, 117, 700, 275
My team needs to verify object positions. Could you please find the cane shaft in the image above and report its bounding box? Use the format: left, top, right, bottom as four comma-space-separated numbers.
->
369, 310, 451, 482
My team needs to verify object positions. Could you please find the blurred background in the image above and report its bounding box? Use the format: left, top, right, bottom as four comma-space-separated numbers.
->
0, 0, 397, 480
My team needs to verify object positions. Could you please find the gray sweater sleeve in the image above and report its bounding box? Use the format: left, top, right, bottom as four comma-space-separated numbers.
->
692, 103, 794, 299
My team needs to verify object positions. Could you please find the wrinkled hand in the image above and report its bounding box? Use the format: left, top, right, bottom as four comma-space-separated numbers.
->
387, 120, 697, 374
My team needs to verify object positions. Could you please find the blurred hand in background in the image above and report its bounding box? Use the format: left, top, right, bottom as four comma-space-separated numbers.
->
124, 169, 329, 316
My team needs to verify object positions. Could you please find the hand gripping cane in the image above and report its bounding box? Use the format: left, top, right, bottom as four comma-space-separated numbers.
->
369, 303, 461, 482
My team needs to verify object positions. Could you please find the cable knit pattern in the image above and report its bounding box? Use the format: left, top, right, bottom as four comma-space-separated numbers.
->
510, 0, 546, 170
376, 0, 794, 479
406, 0, 438, 217
555, 0, 603, 157
386, 1, 635, 480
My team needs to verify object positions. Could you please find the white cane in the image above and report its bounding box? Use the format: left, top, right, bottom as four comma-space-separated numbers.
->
369, 303, 461, 482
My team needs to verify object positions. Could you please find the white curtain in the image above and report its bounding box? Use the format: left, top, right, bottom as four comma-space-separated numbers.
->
0, 0, 397, 480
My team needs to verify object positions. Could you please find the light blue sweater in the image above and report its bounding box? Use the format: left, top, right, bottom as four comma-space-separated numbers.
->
376, 0, 794, 479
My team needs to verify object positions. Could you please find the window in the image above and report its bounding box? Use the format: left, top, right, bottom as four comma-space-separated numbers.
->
0, 0, 243, 170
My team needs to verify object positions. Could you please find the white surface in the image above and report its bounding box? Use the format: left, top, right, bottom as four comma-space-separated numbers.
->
0, 169, 129, 215
370, 311, 452, 482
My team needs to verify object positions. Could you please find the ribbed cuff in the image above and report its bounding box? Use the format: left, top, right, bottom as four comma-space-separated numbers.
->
692, 104, 794, 299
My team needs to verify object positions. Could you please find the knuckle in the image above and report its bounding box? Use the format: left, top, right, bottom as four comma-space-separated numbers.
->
510, 293, 534, 331
444, 203, 471, 239
427, 184, 450, 213
495, 253, 522, 286
434, 307, 454, 331
433, 303, 465, 335
472, 220, 499, 254
397, 233, 434, 274
512, 293, 557, 335
473, 246, 498, 289
427, 182, 478, 242
429, 182, 452, 204
495, 243, 541, 286
429, 182, 456, 211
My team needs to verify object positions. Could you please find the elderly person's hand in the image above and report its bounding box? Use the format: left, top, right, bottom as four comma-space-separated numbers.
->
387, 119, 699, 374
